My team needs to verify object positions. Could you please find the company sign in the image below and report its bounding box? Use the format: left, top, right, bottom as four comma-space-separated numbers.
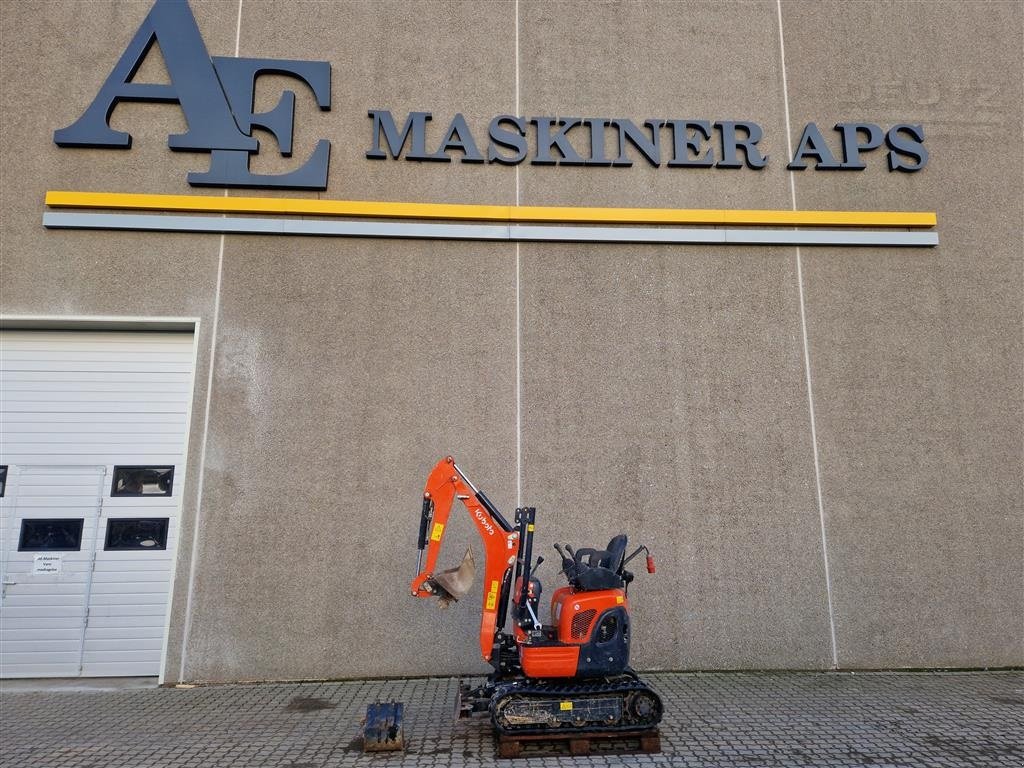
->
54, 0, 927, 192
54, 0, 331, 189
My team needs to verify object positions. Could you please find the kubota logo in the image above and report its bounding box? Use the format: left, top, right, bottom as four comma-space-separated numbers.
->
54, 0, 331, 190
475, 509, 496, 536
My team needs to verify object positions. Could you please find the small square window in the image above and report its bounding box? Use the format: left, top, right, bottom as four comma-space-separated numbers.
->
0, 466, 7, 497
111, 466, 174, 497
104, 518, 169, 550
18, 519, 84, 551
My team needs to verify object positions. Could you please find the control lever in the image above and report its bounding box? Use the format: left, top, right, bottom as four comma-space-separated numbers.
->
553, 543, 572, 573
623, 545, 656, 574
527, 555, 545, 581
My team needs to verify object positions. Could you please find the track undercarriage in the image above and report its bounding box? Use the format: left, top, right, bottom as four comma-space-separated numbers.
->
459, 672, 663, 736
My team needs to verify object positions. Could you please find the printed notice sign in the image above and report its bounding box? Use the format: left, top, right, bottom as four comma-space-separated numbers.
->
32, 554, 63, 575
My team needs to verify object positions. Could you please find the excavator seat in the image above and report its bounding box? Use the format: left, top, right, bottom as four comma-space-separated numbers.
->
563, 535, 628, 591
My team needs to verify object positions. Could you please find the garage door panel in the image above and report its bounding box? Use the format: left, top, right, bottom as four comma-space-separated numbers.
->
3, 376, 192, 389
5, 412, 187, 424
81, 637, 164, 652
88, 580, 170, 595
10, 499, 110, 512
82, 648, 162, 662
91, 560, 173, 573
89, 592, 170, 607
10, 443, 189, 457
18, 422, 187, 436
1, 334, 192, 348
2, 639, 93, 654
2, 402, 189, 414
10, 484, 109, 497
4, 450, 186, 462
2, 605, 88, 619
1, 627, 82, 641
4, 392, 193, 406
0, 360, 193, 373
80, 661, 162, 676
2, 594, 90, 607
12, 438, 187, 453
0, 330, 193, 679
0, 583, 88, 596
2, 348, 194, 362
83, 615, 167, 630
83, 626, 164, 640
1, 661, 83, 677
87, 603, 167, 618
1, 616, 84, 632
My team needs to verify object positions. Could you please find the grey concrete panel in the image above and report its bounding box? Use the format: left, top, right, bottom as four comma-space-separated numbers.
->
517, 0, 792, 210
237, 0, 517, 206
180, 236, 516, 682
519, 244, 834, 670
781, 0, 1024, 667
516, 2, 834, 669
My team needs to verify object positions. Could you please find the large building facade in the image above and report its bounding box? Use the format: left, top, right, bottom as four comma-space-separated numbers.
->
0, 0, 1021, 683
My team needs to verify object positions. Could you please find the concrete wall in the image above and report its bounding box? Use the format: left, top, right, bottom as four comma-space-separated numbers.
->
0, 0, 1020, 681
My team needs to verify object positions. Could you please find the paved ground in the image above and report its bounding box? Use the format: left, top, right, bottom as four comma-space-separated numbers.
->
2, 671, 1021, 767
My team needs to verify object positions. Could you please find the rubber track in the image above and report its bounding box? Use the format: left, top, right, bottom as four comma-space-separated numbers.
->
489, 677, 663, 735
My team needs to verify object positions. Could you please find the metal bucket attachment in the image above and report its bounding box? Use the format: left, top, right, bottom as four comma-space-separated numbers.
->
429, 547, 475, 607
363, 701, 404, 752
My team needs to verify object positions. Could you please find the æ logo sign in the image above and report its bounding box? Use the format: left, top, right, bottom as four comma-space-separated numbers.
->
54, 0, 331, 190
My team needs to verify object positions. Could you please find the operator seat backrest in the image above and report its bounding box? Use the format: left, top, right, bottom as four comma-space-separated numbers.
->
604, 534, 627, 573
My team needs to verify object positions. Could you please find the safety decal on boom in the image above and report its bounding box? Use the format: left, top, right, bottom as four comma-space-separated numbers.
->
485, 579, 500, 610
430, 523, 444, 542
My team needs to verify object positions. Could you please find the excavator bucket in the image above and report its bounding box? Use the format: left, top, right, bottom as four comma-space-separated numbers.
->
429, 547, 475, 607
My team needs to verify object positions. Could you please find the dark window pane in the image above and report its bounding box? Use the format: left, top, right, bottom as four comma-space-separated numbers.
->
111, 466, 174, 497
105, 518, 169, 550
18, 519, 84, 551
0, 466, 6, 497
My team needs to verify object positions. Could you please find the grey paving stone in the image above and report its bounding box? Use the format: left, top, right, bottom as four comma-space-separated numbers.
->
1, 672, 1022, 767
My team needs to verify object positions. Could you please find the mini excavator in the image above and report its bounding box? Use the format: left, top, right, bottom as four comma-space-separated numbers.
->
411, 457, 663, 735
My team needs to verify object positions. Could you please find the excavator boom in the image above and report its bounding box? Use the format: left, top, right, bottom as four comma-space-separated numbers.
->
411, 457, 520, 663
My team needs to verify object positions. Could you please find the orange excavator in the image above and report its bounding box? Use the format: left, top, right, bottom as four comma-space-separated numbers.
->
411, 456, 663, 735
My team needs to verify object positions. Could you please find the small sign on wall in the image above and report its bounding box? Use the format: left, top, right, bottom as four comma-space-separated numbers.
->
32, 554, 63, 575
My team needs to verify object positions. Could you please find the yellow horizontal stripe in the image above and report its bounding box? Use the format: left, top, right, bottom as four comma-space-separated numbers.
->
45, 190, 937, 228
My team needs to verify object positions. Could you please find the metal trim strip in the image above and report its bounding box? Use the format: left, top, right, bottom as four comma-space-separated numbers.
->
45, 191, 937, 229
42, 212, 939, 247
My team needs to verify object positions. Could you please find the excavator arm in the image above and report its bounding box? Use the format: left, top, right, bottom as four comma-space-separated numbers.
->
411, 457, 520, 663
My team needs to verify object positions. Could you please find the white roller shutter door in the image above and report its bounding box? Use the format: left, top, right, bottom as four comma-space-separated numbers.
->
0, 330, 195, 677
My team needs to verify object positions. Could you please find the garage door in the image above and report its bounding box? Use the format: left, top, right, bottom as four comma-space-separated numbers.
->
0, 330, 195, 677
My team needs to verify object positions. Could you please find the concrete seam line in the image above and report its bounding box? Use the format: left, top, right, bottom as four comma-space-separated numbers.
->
178, 0, 243, 682
778, 0, 839, 670
515, 0, 521, 507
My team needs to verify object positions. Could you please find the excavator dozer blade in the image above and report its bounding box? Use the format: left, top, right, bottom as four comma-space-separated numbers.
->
429, 547, 475, 607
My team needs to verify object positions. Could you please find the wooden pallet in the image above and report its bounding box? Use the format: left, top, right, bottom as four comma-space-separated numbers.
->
495, 728, 660, 758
